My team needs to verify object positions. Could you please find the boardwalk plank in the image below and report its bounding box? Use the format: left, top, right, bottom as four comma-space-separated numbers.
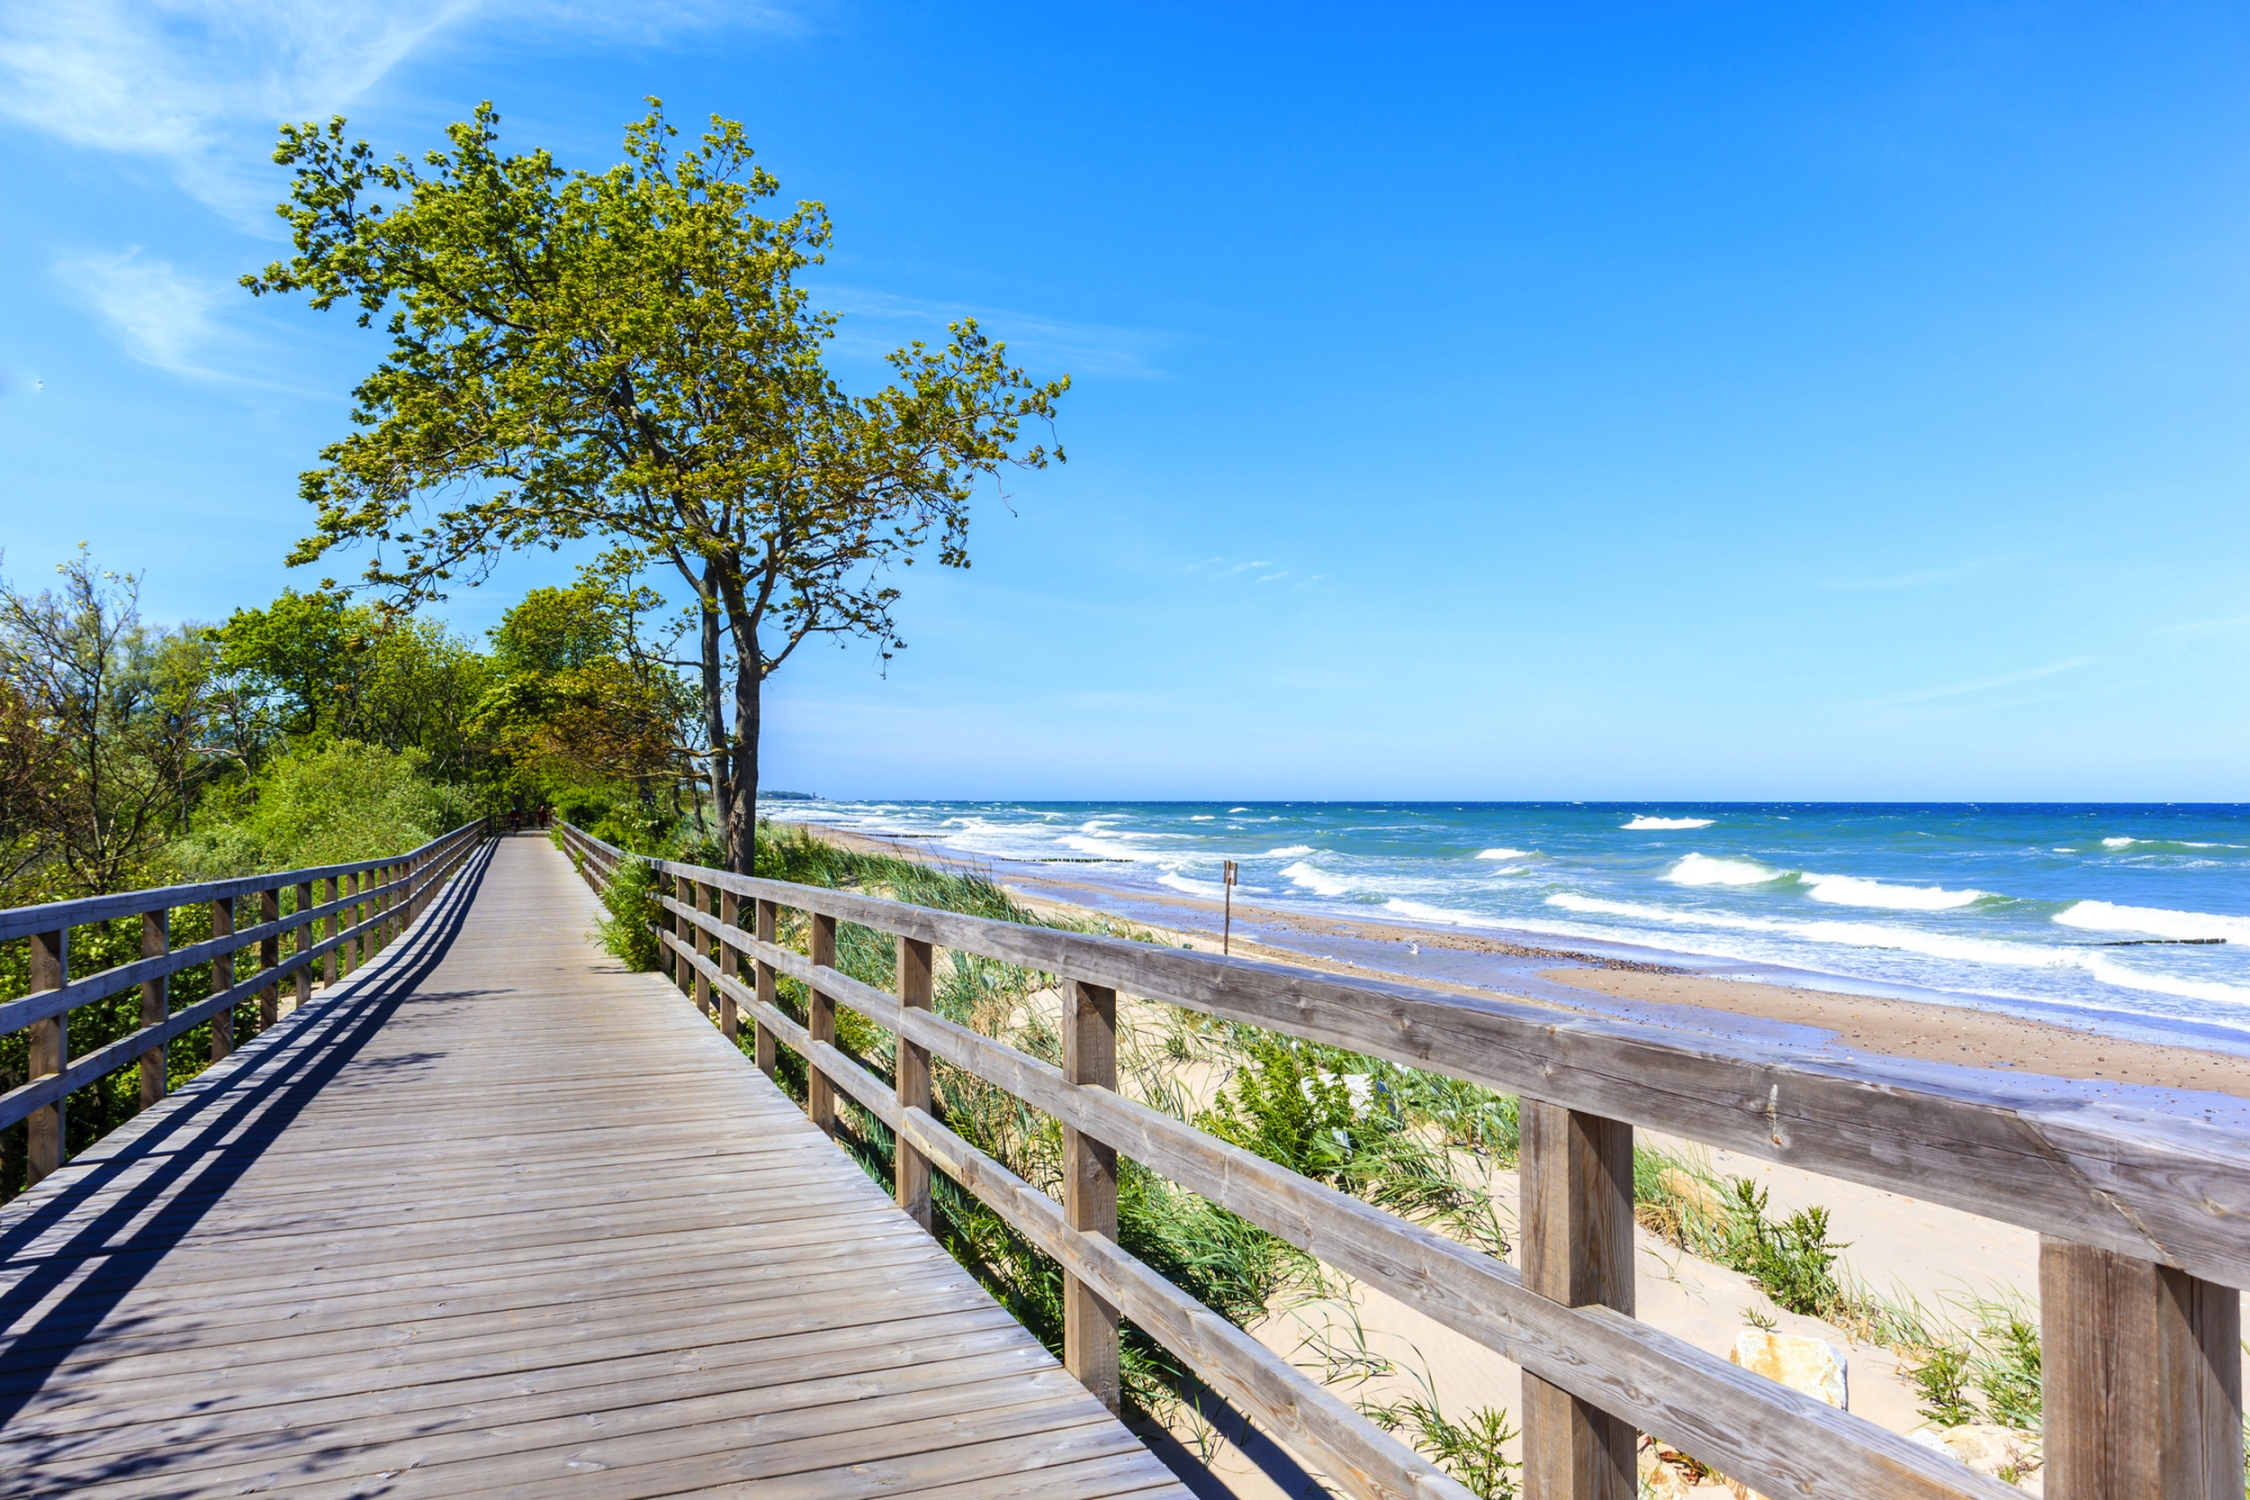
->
0, 836, 1191, 1499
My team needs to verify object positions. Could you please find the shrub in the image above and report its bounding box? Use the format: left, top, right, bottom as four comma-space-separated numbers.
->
593, 856, 664, 971
170, 740, 474, 877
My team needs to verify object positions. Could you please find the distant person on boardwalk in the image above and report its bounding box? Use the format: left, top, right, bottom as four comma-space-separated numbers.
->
508, 809, 522, 833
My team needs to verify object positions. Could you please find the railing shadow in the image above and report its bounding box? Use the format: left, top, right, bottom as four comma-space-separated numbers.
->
0, 839, 496, 1424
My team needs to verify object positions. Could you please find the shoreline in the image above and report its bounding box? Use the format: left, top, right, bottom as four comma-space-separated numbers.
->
791, 820, 2250, 1107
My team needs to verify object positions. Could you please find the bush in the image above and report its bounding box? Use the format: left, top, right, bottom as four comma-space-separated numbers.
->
170, 740, 475, 877
593, 856, 665, 971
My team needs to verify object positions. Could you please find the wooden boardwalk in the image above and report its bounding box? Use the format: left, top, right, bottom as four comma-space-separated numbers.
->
0, 835, 1192, 1499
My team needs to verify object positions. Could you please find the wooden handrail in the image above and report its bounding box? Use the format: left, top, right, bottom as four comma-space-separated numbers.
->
567, 822, 2232, 1500
0, 821, 488, 1182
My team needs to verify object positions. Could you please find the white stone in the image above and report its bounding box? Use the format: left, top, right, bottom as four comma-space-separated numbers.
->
1728, 1329, 1848, 1410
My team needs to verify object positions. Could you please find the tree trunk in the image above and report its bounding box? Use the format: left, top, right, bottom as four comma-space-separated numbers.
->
725, 640, 761, 876
698, 559, 731, 841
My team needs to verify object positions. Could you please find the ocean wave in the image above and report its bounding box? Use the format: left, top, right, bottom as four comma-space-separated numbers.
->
1545, 892, 2073, 968
2080, 953, 2250, 1006
2102, 836, 2135, 848
1798, 873, 1987, 911
1188, 815, 1214, 822
1662, 853, 1783, 886
1061, 833, 1144, 860
2052, 900, 2250, 944
1476, 847, 1531, 860
1158, 872, 1224, 898
1266, 844, 1316, 858
1624, 815, 1714, 830
1383, 898, 1502, 928
1281, 861, 1355, 897
1228, 806, 1249, 813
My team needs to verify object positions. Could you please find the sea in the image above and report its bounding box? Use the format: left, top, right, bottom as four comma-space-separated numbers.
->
773, 800, 2250, 1047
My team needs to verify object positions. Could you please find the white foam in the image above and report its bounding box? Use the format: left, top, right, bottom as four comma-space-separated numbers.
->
1544, 892, 2075, 969
1662, 853, 1783, 887
1383, 898, 1502, 928
1266, 844, 1316, 858
1158, 872, 1224, 898
1188, 815, 1214, 822
1281, 861, 1354, 897
1060, 833, 1143, 861
1476, 847, 1531, 860
2102, 836, 2136, 848
2081, 953, 2250, 1006
2053, 900, 2250, 944
1798, 873, 1987, 911
2052, 847, 2076, 854
1625, 815, 1714, 830
1228, 806, 1249, 813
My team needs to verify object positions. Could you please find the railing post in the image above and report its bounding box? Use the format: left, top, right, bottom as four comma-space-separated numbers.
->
672, 872, 694, 1003
807, 912, 837, 1136
259, 888, 281, 1031
691, 879, 713, 1018
1062, 978, 1122, 1415
140, 908, 168, 1109
754, 899, 778, 1077
322, 875, 339, 987
209, 894, 235, 1062
896, 937, 935, 1230
2041, 1237, 2244, 1500
718, 890, 741, 1042
294, 880, 313, 1012
26, 926, 67, 1187
1521, 1100, 1636, 1500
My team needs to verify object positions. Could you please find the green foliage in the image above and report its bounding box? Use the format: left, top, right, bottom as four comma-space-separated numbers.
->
169, 740, 473, 878
1910, 1342, 1978, 1427
1198, 1036, 1366, 1186
594, 857, 665, 972
1966, 1299, 2043, 1430
248, 100, 1068, 870
1370, 1388, 1521, 1500
1720, 1179, 1848, 1318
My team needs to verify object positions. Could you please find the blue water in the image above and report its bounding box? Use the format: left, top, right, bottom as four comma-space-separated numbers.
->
781, 800, 2250, 1037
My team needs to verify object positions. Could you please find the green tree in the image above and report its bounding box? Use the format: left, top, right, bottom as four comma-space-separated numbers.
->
246, 101, 1066, 874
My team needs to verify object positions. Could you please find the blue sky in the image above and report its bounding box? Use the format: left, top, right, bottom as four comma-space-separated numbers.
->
3, 2, 2246, 800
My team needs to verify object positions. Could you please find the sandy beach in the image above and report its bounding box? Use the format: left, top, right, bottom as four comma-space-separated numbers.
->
786, 821, 2248, 1496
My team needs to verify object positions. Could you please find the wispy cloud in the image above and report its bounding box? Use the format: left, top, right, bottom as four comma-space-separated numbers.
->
1851, 654, 2105, 710
55, 249, 228, 372
820, 285, 1171, 380
0, 1, 753, 221
2153, 612, 2250, 636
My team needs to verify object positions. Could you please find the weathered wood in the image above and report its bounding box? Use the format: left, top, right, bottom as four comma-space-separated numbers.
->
294, 880, 314, 1011
138, 909, 167, 1110
1062, 978, 1121, 1417
755, 897, 779, 1076
209, 893, 234, 1062
26, 926, 66, 1186
897, 936, 935, 1229
2041, 1237, 2246, 1500
718, 890, 741, 1042
258, 887, 281, 1031
0, 835, 1177, 1500
593, 831, 2250, 1291
1521, 1101, 1636, 1500
323, 874, 340, 986
703, 941, 2014, 1500
807, 912, 838, 1137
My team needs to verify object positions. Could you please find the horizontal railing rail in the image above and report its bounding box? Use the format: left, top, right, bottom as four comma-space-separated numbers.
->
564, 824, 2247, 1500
1, 820, 488, 1191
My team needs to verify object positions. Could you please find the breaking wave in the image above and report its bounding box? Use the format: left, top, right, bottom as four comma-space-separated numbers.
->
1624, 815, 1714, 830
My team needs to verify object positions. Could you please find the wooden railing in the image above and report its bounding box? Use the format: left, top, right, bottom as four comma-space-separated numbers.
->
0, 820, 488, 1191
559, 823, 2247, 1500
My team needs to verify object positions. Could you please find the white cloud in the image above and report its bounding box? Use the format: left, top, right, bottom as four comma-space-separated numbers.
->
0, 1, 753, 220
54, 248, 228, 372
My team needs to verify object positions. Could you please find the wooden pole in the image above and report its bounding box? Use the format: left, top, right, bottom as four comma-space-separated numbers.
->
209, 895, 235, 1062
258, 888, 281, 1032
1222, 859, 1237, 955
754, 899, 778, 1077
895, 936, 935, 1229
807, 912, 837, 1136
294, 881, 313, 1013
26, 926, 67, 1187
2042, 1237, 2244, 1500
1062, 978, 1122, 1415
139, 908, 168, 1109
674, 873, 695, 1003
322, 875, 339, 987
718, 890, 741, 1042
691, 879, 713, 1017
1521, 1100, 1636, 1500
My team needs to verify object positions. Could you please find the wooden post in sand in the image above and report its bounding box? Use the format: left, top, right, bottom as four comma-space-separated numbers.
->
1521, 1100, 1636, 1500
